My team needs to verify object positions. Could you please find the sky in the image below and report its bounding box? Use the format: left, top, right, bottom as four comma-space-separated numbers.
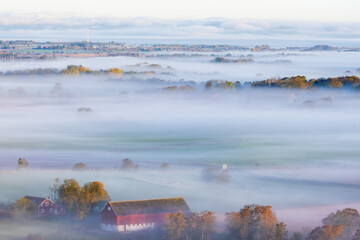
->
1, 0, 359, 21
0, 0, 360, 41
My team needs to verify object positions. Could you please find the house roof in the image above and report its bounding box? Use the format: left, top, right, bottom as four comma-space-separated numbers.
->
108, 197, 190, 216
24, 196, 48, 206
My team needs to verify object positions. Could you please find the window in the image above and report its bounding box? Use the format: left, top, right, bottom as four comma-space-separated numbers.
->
45, 202, 49, 207
108, 207, 111, 211
40, 209, 45, 214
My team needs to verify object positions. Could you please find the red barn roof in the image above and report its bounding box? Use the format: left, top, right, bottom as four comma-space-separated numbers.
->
108, 197, 190, 216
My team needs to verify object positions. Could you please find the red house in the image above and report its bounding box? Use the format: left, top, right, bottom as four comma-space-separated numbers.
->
101, 197, 191, 232
24, 196, 65, 216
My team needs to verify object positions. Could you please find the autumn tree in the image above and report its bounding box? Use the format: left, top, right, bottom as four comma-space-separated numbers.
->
165, 211, 186, 240
306, 225, 343, 240
11, 197, 37, 216
226, 205, 278, 240
255, 205, 278, 239
329, 79, 343, 88
323, 208, 360, 240
108, 68, 123, 75
58, 179, 81, 213
226, 207, 251, 239
57, 179, 110, 219
200, 211, 216, 240
61, 65, 91, 75
83, 181, 110, 214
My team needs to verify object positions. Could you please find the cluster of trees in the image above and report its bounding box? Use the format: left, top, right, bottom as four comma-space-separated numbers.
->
251, 75, 360, 89
205, 80, 241, 90
213, 57, 254, 63
60, 65, 92, 74
164, 206, 360, 240
0, 68, 59, 76
165, 210, 216, 240
52, 179, 110, 219
60, 65, 124, 76
321, 208, 360, 240
0, 65, 124, 76
120, 158, 140, 170
163, 85, 196, 91
225, 205, 286, 240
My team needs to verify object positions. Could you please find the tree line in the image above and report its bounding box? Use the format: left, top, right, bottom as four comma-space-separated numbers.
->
165, 206, 360, 240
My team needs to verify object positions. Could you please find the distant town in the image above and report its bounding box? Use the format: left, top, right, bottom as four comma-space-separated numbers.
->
0, 40, 359, 61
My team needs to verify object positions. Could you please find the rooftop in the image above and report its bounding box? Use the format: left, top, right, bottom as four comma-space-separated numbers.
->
108, 197, 190, 216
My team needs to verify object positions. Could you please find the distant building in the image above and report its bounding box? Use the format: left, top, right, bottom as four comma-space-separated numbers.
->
24, 196, 65, 216
101, 197, 191, 232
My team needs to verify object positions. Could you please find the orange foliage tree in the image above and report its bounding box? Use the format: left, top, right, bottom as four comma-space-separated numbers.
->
306, 225, 343, 240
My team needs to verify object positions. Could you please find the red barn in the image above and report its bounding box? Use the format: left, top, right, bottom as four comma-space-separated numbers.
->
24, 196, 65, 216
101, 197, 190, 232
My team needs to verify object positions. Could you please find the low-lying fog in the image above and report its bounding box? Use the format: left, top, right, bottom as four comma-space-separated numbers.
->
1, 51, 360, 82
0, 54, 360, 231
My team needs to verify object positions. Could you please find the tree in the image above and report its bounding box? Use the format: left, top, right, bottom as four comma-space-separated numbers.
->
73, 163, 86, 171
200, 211, 216, 240
83, 181, 110, 214
121, 158, 136, 170
108, 68, 123, 75
275, 222, 288, 240
255, 205, 278, 240
226, 205, 278, 240
323, 208, 360, 240
185, 212, 201, 240
61, 65, 91, 75
49, 178, 60, 202
161, 163, 170, 169
165, 211, 186, 240
306, 225, 343, 240
226, 207, 251, 240
329, 79, 343, 88
58, 179, 81, 213
18, 158, 29, 169
12, 197, 37, 216
56, 179, 110, 219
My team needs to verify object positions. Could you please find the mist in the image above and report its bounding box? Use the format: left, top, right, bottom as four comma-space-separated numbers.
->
0, 52, 360, 237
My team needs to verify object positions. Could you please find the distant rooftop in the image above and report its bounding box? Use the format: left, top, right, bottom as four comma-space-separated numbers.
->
24, 196, 47, 205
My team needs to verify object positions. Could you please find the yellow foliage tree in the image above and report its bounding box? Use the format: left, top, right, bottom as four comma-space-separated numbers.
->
12, 197, 37, 216
108, 68, 123, 75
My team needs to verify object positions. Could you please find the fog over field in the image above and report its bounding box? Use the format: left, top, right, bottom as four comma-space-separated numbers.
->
1, 52, 360, 233
1, 51, 360, 82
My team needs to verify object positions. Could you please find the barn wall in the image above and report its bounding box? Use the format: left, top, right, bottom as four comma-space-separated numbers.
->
125, 222, 154, 231
118, 212, 170, 225
101, 203, 117, 225
37, 199, 57, 216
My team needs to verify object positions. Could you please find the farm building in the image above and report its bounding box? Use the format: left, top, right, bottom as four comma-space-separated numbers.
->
101, 197, 191, 232
24, 196, 65, 216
